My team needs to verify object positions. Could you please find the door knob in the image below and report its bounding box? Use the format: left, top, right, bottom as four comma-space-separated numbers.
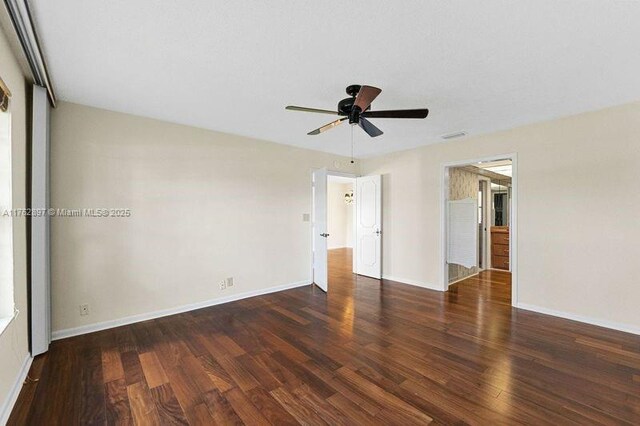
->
320, 233, 330, 237
375, 229, 382, 236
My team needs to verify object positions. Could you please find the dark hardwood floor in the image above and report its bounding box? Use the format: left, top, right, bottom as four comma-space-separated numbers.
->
9, 248, 640, 424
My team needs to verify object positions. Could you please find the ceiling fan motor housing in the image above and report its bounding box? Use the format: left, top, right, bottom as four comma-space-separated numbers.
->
339, 84, 370, 124
349, 106, 362, 124
337, 97, 354, 115
337, 97, 361, 123
338, 98, 364, 124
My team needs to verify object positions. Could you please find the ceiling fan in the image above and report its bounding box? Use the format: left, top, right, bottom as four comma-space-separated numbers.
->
285, 84, 429, 138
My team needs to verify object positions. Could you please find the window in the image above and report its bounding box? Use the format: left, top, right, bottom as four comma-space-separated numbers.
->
0, 105, 14, 334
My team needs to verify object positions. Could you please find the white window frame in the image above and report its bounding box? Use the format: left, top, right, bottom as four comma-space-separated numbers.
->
0, 109, 15, 336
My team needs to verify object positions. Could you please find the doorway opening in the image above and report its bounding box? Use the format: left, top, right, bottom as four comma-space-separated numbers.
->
327, 175, 356, 288
311, 169, 382, 293
441, 155, 517, 305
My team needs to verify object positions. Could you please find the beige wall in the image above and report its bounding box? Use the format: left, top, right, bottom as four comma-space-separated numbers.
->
327, 181, 353, 249
362, 102, 640, 332
50, 102, 357, 333
0, 24, 30, 416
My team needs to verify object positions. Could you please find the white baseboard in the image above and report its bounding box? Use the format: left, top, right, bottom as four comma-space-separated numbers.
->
0, 354, 33, 426
52, 280, 312, 340
516, 303, 640, 336
382, 275, 441, 291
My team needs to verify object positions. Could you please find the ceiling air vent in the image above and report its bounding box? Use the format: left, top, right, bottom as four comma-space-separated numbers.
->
441, 131, 467, 140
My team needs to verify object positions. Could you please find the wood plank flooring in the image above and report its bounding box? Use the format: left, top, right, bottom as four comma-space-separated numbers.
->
9, 248, 640, 425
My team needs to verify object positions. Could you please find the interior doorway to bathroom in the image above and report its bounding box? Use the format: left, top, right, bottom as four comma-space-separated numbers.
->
442, 155, 517, 304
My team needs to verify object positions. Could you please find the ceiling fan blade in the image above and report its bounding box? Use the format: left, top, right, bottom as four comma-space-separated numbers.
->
358, 117, 383, 137
308, 117, 348, 135
361, 109, 429, 119
353, 85, 381, 111
286, 105, 340, 115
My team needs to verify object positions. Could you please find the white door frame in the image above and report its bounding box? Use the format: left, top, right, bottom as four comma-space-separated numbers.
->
310, 169, 358, 287
440, 153, 518, 306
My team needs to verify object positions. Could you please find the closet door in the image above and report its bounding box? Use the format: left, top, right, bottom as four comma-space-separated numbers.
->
31, 85, 51, 356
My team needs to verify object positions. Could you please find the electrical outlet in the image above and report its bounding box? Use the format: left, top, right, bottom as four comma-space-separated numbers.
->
219, 280, 227, 290
226, 277, 234, 287
79, 304, 89, 316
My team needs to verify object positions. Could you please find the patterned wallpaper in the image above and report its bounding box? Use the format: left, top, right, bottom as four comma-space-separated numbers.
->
448, 167, 479, 283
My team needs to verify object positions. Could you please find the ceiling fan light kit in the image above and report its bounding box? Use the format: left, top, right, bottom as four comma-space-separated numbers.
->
285, 84, 429, 138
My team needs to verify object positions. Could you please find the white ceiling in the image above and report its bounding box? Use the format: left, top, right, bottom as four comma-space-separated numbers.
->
484, 166, 512, 178
30, 1, 640, 158
477, 160, 513, 177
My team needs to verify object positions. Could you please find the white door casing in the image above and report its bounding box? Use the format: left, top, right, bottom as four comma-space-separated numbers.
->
312, 168, 328, 291
356, 175, 382, 279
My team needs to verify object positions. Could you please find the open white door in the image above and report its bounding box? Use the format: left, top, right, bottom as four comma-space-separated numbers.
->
356, 175, 382, 279
312, 168, 328, 292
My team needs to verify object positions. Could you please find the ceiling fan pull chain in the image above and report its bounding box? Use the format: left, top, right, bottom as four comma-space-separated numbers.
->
351, 125, 355, 164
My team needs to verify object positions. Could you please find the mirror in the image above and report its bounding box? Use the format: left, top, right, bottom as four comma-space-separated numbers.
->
492, 180, 510, 226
